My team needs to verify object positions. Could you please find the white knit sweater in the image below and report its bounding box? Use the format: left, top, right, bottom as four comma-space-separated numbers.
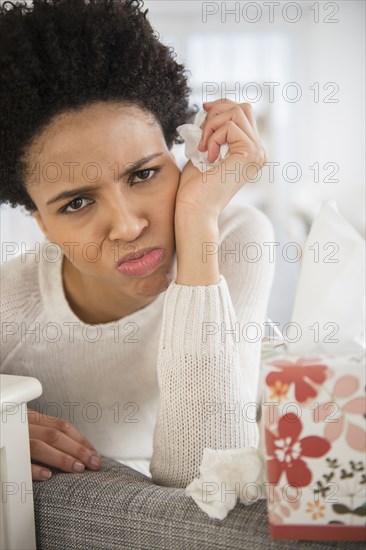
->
0, 202, 274, 488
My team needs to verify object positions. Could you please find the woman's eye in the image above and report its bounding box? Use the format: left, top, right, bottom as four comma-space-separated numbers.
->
61, 197, 93, 214
130, 167, 160, 185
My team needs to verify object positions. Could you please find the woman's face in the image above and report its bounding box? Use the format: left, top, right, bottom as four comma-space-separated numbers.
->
26, 102, 181, 303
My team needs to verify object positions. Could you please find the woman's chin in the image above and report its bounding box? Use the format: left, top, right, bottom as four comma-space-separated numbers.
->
134, 272, 174, 297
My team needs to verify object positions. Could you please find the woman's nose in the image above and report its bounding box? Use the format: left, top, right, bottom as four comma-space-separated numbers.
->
107, 202, 148, 243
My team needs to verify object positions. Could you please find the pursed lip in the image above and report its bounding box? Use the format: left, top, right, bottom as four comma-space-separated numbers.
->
116, 247, 162, 267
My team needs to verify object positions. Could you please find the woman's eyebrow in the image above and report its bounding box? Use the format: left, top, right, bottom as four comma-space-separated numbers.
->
46, 152, 164, 206
46, 185, 99, 206
118, 152, 164, 179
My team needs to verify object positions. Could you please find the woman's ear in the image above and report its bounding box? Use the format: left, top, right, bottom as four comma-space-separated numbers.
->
33, 210, 49, 239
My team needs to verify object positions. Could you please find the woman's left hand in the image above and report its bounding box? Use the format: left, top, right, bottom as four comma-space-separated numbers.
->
175, 99, 267, 220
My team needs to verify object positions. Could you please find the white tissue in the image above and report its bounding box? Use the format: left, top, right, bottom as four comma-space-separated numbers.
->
288, 200, 365, 355
185, 446, 265, 520
176, 109, 229, 173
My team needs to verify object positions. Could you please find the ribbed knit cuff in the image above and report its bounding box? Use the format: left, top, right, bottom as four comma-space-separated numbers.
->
159, 274, 239, 357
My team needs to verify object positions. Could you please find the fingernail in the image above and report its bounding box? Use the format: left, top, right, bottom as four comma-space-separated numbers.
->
89, 455, 101, 468
40, 469, 52, 480
73, 461, 85, 473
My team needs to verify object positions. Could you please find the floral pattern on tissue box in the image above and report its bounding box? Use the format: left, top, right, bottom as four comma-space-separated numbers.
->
261, 342, 366, 530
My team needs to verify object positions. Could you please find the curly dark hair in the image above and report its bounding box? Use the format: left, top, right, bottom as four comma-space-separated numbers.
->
0, 0, 197, 211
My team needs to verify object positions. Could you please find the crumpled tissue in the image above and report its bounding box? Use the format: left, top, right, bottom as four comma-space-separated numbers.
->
176, 108, 229, 173
288, 200, 365, 355
185, 445, 265, 520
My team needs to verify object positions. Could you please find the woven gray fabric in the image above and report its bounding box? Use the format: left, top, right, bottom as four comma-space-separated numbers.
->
33, 457, 364, 550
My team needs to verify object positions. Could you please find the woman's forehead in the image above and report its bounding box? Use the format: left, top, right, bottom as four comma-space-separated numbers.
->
28, 102, 164, 164
24, 102, 167, 194
47, 102, 158, 139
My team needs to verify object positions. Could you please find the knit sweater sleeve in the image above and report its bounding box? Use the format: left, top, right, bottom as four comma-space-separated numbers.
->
149, 203, 275, 488
0, 254, 42, 367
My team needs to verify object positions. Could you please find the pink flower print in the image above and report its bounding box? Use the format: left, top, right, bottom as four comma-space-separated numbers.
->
321, 375, 366, 452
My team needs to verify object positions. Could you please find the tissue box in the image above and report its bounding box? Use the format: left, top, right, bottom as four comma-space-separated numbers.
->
260, 340, 366, 541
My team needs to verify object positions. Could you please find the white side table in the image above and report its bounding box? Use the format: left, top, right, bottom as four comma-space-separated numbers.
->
0, 374, 42, 550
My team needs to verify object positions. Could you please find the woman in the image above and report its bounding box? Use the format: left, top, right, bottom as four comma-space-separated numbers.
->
0, 0, 274, 488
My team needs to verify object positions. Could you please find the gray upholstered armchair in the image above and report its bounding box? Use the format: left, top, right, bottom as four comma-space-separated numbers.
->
32, 457, 365, 550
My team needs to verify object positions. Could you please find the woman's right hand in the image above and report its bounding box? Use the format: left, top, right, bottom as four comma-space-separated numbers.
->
175, 99, 267, 220
27, 409, 102, 481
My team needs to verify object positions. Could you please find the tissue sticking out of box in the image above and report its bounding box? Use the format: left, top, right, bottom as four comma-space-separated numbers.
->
287, 200, 365, 356
176, 108, 229, 173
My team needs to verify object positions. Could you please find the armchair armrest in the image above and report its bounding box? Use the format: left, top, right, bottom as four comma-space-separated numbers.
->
33, 457, 366, 550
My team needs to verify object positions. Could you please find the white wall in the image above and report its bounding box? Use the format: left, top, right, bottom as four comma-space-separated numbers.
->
143, 0, 365, 233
